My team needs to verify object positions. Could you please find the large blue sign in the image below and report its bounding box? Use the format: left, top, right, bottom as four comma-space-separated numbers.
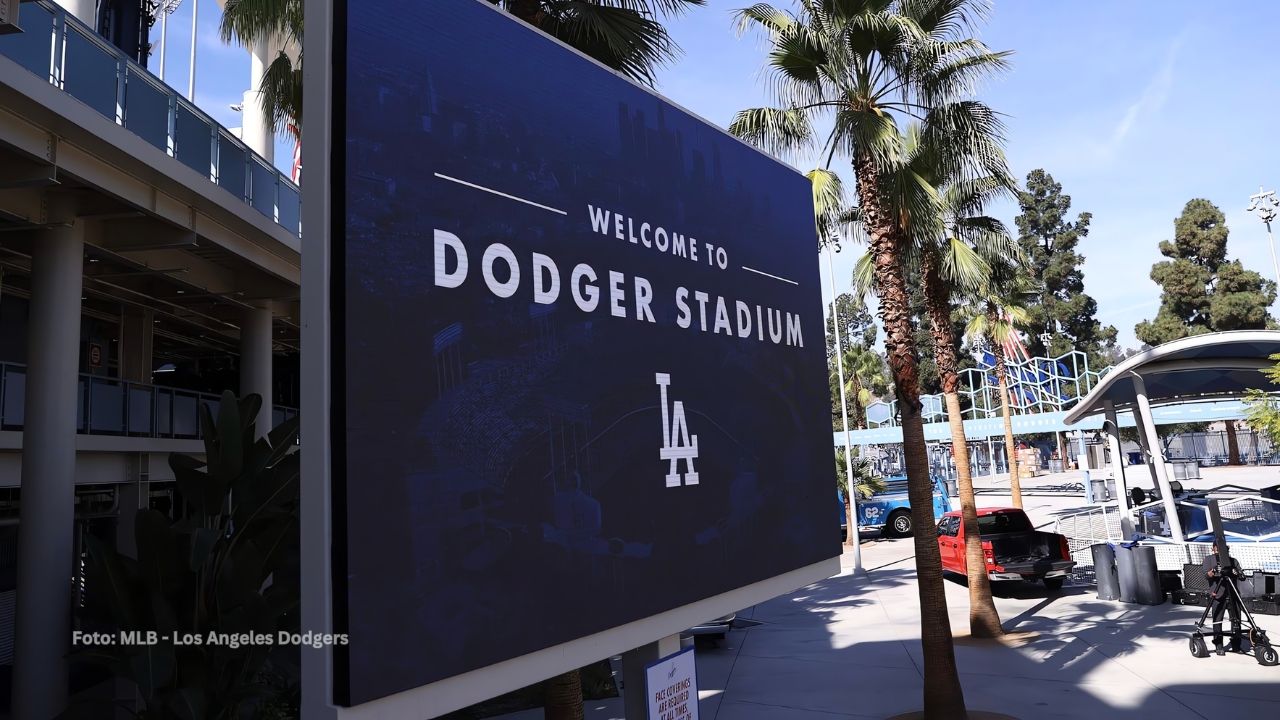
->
335, 0, 836, 705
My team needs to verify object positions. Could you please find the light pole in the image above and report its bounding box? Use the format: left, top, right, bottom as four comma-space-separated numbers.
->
824, 241, 863, 574
1247, 186, 1280, 287
188, 0, 199, 101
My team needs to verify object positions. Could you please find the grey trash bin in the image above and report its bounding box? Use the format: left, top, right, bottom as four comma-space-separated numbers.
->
1089, 477, 1109, 502
1115, 545, 1137, 602
1115, 545, 1164, 605
1131, 545, 1163, 605
1092, 543, 1119, 601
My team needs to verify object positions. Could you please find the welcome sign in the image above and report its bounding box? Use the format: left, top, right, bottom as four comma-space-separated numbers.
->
331, 0, 837, 706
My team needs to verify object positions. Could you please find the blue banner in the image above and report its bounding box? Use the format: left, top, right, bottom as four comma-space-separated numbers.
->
337, 0, 836, 704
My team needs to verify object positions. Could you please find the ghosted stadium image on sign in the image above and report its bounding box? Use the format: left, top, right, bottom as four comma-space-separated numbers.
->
331, 0, 837, 705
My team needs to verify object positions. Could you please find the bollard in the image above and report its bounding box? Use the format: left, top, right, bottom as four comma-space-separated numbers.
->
1092, 543, 1119, 601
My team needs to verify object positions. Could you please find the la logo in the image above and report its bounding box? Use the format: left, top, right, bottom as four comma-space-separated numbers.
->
656, 373, 699, 487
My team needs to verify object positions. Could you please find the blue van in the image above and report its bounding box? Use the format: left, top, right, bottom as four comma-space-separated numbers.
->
839, 474, 953, 538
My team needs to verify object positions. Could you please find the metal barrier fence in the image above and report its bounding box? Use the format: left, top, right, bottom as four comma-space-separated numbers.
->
0, 2, 301, 237
1056, 489, 1280, 573
1166, 430, 1278, 466
0, 362, 296, 439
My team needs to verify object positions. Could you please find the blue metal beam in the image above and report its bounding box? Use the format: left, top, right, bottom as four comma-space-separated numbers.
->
833, 399, 1249, 446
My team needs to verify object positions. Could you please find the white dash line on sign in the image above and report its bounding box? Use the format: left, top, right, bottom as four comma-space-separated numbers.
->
433, 173, 568, 216
741, 266, 799, 286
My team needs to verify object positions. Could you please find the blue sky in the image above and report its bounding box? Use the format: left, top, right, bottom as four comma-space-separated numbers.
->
654, 0, 1280, 350
157, 0, 295, 168
180, 0, 1280, 349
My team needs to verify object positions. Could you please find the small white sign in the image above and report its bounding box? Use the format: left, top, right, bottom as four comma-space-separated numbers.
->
646, 646, 698, 720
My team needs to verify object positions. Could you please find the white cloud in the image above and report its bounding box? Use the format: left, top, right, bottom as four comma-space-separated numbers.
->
1088, 36, 1184, 165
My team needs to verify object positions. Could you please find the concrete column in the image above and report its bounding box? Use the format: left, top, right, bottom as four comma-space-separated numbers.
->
55, 0, 96, 24
1131, 374, 1184, 541
240, 306, 273, 435
1103, 401, 1135, 539
119, 307, 154, 384
12, 224, 85, 720
622, 634, 682, 719
242, 36, 275, 162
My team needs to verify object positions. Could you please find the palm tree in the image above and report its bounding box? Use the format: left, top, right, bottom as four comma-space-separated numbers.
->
731, 2, 1009, 716
962, 264, 1035, 510
219, 0, 704, 157
836, 448, 888, 541
839, 343, 890, 432
219, 0, 303, 140
499, 1, 706, 86
863, 111, 1017, 637
833, 344, 889, 545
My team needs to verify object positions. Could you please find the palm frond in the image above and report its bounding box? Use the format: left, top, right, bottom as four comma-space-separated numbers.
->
728, 107, 816, 158
939, 235, 989, 292
852, 250, 877, 299
733, 2, 795, 37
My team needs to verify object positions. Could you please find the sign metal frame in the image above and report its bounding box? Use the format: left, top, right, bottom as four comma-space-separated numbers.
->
300, 1, 839, 717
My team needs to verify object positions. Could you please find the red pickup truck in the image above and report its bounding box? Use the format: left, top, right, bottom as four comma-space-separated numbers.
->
937, 507, 1076, 591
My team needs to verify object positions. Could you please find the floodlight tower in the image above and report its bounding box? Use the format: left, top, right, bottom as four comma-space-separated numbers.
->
1247, 186, 1280, 287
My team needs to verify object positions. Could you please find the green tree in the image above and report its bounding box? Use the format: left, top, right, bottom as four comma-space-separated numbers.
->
498, 0, 705, 84
1244, 353, 1280, 444
825, 294, 883, 429
921, 176, 1018, 638
834, 344, 891, 431
836, 448, 888, 543
963, 263, 1036, 509
731, 2, 1010, 715
220, 0, 303, 140
73, 393, 301, 719
1136, 198, 1277, 465
219, 0, 705, 155
1014, 169, 1118, 360
850, 115, 1017, 637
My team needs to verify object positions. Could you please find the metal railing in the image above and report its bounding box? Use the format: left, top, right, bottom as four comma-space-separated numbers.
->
1055, 485, 1280, 572
0, 361, 297, 439
0, 2, 301, 237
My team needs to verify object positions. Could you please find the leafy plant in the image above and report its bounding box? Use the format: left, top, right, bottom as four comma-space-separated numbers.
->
66, 392, 300, 719
1245, 352, 1280, 445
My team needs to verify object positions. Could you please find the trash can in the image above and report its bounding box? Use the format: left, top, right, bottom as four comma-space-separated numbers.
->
1131, 545, 1164, 605
1049, 459, 1064, 473
945, 477, 958, 497
1105, 476, 1117, 502
1090, 477, 1109, 503
1127, 451, 1142, 466
1115, 544, 1137, 602
1092, 543, 1120, 601
1115, 544, 1164, 605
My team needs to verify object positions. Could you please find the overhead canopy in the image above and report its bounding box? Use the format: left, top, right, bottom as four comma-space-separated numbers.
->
1064, 330, 1280, 425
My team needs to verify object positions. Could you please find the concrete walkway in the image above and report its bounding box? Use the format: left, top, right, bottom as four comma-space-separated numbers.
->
497, 472, 1280, 719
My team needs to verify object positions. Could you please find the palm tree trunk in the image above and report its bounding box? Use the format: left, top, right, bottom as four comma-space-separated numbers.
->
991, 340, 1022, 508
545, 670, 584, 720
921, 250, 1002, 638
1225, 419, 1241, 465
854, 151, 966, 718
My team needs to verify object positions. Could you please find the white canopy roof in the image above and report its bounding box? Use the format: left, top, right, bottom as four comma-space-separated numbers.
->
1063, 330, 1280, 424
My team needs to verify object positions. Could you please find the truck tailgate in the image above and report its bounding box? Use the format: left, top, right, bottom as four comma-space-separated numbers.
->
989, 531, 1061, 565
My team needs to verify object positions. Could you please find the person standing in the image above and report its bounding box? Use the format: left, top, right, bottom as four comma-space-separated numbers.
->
1203, 541, 1243, 655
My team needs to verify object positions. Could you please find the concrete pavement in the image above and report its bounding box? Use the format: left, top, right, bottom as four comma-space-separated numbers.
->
495, 469, 1280, 719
